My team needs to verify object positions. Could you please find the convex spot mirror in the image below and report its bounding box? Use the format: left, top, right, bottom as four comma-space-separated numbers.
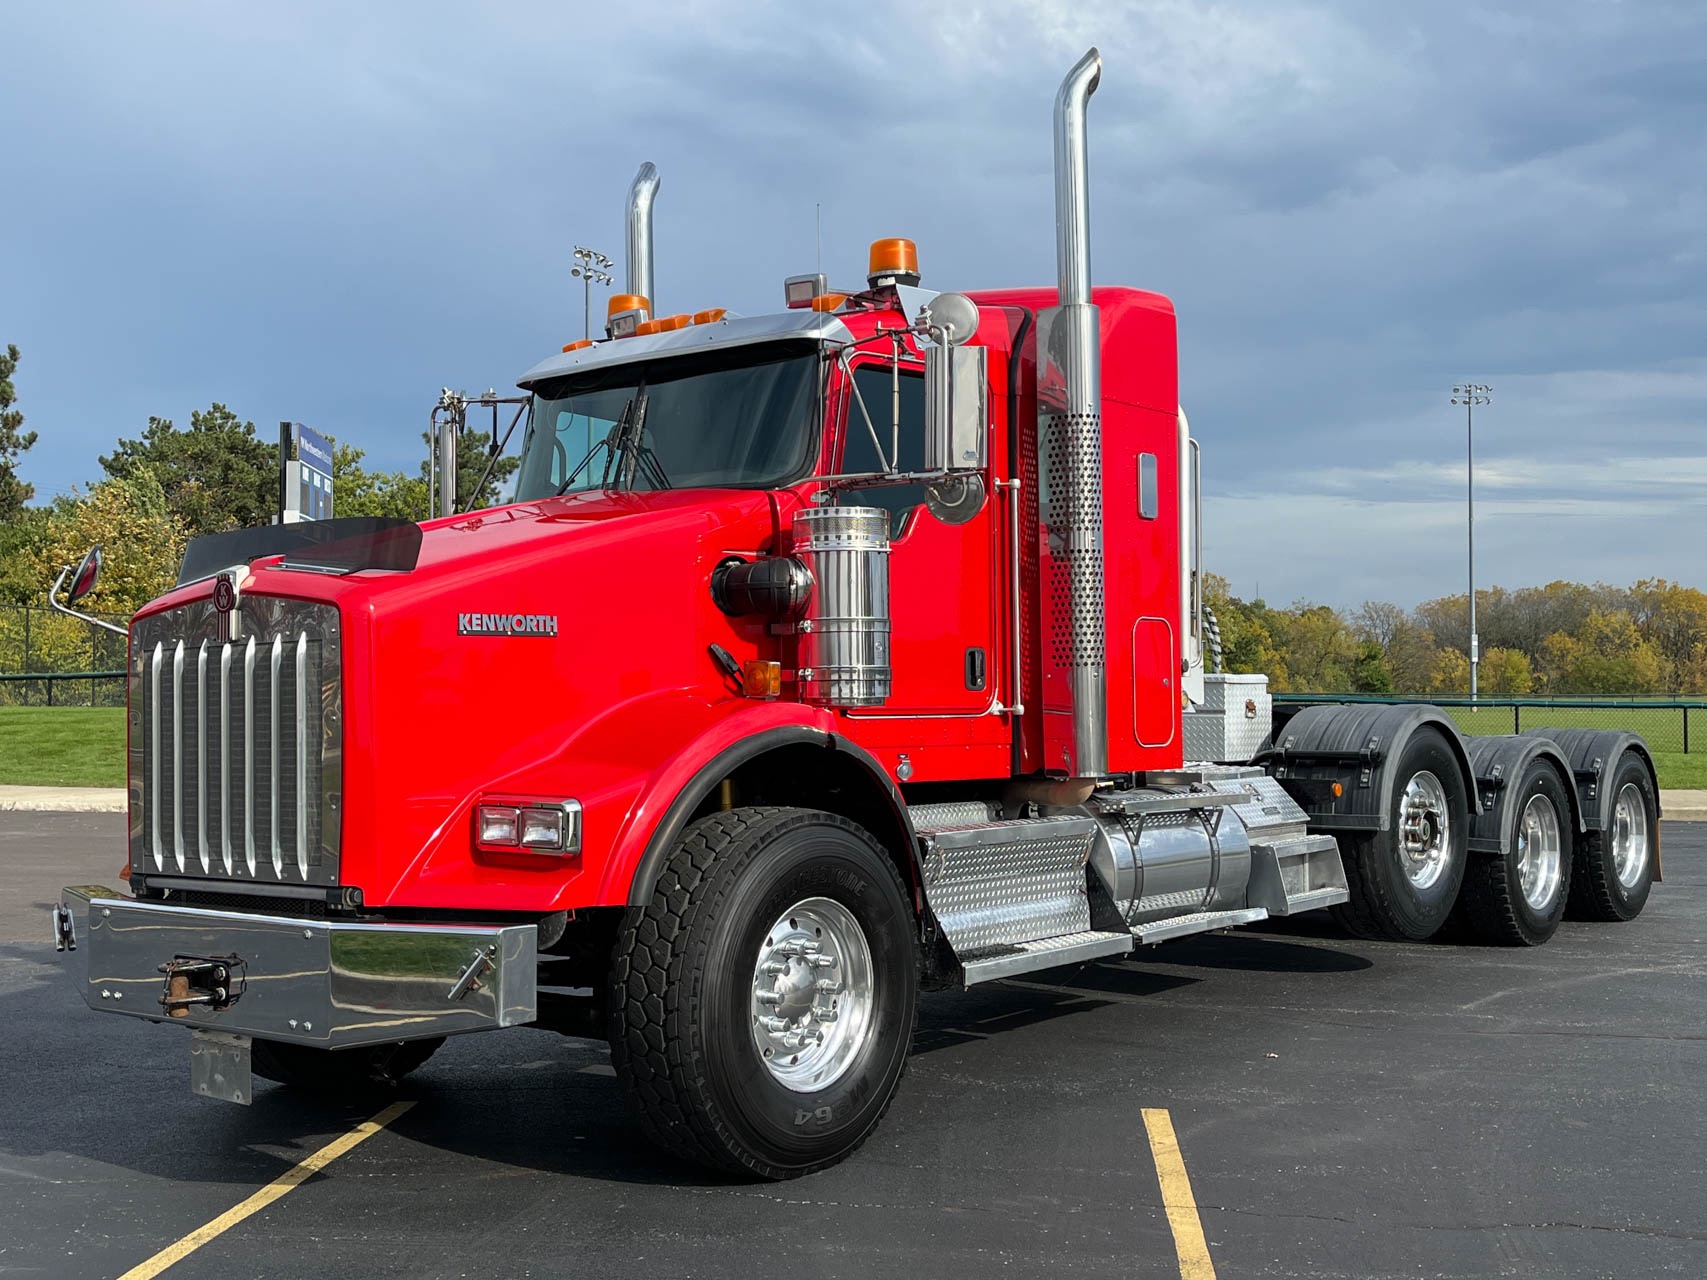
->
66, 546, 103, 605
920, 294, 988, 476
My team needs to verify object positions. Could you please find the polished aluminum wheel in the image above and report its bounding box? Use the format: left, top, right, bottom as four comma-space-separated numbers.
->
749, 897, 873, 1094
1611, 782, 1650, 890
1515, 793, 1563, 912
1398, 770, 1452, 890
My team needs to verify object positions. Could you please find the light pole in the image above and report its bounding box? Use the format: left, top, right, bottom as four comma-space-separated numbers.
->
1451, 383, 1491, 700
571, 246, 614, 340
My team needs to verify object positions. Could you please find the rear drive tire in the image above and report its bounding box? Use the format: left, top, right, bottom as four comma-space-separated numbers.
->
1567, 752, 1657, 922
609, 807, 918, 1180
249, 1037, 444, 1093
1331, 727, 1471, 941
1461, 759, 1572, 946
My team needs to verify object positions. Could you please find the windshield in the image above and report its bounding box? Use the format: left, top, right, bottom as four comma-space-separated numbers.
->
512, 342, 822, 500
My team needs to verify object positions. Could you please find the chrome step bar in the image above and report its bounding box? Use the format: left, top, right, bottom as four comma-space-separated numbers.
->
1131, 906, 1269, 945
959, 930, 1134, 986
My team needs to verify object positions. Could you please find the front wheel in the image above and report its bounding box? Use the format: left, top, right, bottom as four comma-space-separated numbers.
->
1331, 727, 1471, 941
1568, 753, 1657, 922
610, 807, 918, 1180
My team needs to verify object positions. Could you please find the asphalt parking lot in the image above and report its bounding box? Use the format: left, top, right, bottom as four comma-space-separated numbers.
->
3, 811, 1704, 1279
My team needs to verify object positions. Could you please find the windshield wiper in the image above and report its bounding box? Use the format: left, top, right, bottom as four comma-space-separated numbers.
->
612, 391, 668, 491
554, 400, 632, 497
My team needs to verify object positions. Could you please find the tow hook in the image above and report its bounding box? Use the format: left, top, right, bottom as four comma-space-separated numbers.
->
158, 954, 247, 1018
448, 945, 498, 1003
51, 903, 77, 953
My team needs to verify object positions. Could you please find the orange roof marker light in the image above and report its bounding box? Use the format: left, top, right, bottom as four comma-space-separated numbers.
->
635, 313, 692, 338
810, 293, 848, 313
560, 338, 594, 354
693, 308, 728, 325
607, 292, 651, 339
867, 238, 921, 288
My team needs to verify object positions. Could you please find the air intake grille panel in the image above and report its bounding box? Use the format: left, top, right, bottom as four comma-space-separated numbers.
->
129, 596, 341, 886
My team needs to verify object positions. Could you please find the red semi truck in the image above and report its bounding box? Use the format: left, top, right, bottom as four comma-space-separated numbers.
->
54, 49, 1660, 1179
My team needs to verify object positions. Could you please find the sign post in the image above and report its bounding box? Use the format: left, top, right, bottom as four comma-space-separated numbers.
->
279, 422, 334, 524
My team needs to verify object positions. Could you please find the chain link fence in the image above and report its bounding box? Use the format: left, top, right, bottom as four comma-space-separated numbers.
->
1275, 693, 1704, 754
0, 605, 128, 707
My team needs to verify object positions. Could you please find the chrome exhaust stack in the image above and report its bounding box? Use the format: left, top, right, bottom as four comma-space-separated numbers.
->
625, 162, 660, 312
1037, 47, 1106, 778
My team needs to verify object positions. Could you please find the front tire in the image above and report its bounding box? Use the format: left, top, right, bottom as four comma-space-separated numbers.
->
1331, 727, 1471, 941
1568, 753, 1657, 922
1461, 759, 1573, 946
610, 807, 918, 1180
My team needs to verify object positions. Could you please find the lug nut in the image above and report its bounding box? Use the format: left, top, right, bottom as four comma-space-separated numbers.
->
762, 960, 789, 976
759, 1016, 788, 1033
815, 978, 843, 993
755, 990, 782, 1006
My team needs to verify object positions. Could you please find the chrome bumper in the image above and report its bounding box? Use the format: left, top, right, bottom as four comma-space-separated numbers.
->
59, 886, 537, 1049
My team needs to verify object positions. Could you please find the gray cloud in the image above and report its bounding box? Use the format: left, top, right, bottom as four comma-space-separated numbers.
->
3, 0, 1702, 609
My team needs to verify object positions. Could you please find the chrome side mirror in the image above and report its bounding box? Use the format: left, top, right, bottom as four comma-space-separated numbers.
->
920, 293, 987, 474
66, 546, 103, 605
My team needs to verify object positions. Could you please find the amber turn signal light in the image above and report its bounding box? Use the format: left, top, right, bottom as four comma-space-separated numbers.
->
741, 660, 782, 699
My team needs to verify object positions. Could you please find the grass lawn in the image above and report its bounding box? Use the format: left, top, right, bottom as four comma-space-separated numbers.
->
2, 703, 1704, 793
1651, 752, 1707, 790
0, 706, 126, 787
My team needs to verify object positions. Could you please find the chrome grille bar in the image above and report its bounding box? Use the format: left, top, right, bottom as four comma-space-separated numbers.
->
171, 640, 186, 872
219, 643, 233, 875
149, 642, 163, 871
269, 634, 283, 879
295, 631, 309, 881
196, 641, 210, 873
244, 635, 257, 877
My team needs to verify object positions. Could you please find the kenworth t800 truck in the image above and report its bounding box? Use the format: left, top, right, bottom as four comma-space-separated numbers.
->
55, 49, 1659, 1180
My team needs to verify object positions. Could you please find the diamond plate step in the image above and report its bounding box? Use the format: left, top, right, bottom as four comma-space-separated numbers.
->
1130, 906, 1269, 945
958, 930, 1135, 986
917, 816, 1100, 957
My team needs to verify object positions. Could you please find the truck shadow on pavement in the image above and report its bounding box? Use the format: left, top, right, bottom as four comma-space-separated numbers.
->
2, 926, 1369, 1191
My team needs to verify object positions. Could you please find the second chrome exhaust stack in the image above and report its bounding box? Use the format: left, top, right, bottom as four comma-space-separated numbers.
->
1038, 47, 1107, 779
625, 162, 660, 312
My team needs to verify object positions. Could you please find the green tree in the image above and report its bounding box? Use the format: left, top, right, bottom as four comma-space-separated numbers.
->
1350, 640, 1394, 694
0, 343, 39, 520
28, 470, 188, 615
100, 404, 277, 537
1479, 646, 1534, 695
1204, 575, 1290, 690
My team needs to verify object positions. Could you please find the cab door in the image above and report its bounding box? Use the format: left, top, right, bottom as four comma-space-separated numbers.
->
838, 361, 999, 717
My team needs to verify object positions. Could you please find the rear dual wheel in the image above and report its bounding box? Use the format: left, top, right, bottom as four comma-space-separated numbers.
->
1332, 727, 1470, 941
1569, 753, 1657, 922
1461, 760, 1572, 946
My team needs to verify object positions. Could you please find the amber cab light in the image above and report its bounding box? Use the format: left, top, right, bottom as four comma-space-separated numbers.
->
560, 338, 594, 354
693, 308, 728, 325
867, 237, 920, 287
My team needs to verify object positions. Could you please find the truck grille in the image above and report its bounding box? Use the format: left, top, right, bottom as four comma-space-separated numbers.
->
129, 595, 342, 886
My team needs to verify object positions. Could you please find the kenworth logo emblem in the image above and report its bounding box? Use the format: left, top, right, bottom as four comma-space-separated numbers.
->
457, 612, 559, 638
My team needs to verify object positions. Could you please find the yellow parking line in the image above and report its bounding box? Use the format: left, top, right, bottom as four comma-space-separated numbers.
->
1142, 1107, 1218, 1280
117, 1100, 415, 1280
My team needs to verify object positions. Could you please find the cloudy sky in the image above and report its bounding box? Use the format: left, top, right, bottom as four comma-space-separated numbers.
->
4, 1, 1703, 609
